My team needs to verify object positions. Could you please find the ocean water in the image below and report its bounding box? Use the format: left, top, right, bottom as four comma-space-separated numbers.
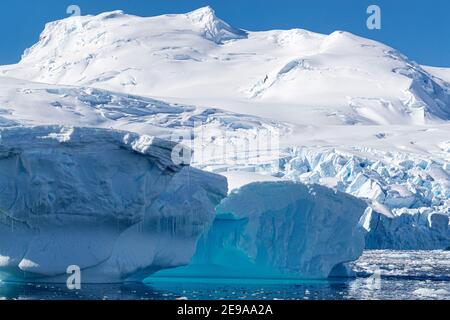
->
0, 250, 449, 300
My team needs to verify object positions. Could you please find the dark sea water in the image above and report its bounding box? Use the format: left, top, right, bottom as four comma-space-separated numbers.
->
0, 250, 449, 300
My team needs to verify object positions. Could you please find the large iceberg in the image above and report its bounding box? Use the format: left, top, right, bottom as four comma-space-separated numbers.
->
151, 179, 367, 280
0, 125, 227, 283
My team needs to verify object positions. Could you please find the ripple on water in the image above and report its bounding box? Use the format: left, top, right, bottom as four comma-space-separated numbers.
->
0, 250, 448, 300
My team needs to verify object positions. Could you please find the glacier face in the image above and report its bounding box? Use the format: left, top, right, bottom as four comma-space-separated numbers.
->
0, 125, 227, 282
151, 181, 366, 280
277, 147, 450, 249
363, 208, 449, 250
218, 146, 450, 250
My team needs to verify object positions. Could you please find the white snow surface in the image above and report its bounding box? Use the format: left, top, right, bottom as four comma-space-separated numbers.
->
424, 66, 450, 83
1, 6, 449, 125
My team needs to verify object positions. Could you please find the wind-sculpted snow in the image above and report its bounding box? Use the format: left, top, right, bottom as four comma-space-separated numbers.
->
394, 64, 450, 122
151, 181, 367, 280
44, 86, 196, 125
0, 125, 227, 282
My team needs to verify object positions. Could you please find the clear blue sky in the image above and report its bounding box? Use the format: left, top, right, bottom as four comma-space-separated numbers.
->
1, 0, 449, 67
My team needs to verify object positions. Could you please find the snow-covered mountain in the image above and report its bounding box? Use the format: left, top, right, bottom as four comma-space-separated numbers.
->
0, 7, 448, 164
0, 7, 449, 282
2, 6, 450, 126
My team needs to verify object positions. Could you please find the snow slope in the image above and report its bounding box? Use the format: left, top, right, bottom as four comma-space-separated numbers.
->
0, 76, 289, 172
1, 6, 449, 126
424, 66, 450, 83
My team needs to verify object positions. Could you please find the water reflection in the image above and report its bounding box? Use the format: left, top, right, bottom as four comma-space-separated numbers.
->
0, 250, 449, 300
0, 282, 168, 300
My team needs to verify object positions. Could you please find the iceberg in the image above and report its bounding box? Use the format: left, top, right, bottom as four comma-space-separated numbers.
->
151, 180, 367, 280
0, 129, 368, 283
0, 125, 227, 283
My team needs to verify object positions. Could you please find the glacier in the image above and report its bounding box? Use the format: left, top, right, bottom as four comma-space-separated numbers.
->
363, 207, 450, 250
278, 147, 450, 249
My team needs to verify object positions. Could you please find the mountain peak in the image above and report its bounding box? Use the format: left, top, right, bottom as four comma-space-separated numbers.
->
185, 6, 247, 44
186, 6, 216, 22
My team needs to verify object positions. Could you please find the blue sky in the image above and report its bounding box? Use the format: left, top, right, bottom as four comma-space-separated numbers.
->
1, 0, 449, 67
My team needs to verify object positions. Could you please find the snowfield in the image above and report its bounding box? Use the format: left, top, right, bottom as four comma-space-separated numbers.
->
2, 6, 449, 126
0, 6, 449, 282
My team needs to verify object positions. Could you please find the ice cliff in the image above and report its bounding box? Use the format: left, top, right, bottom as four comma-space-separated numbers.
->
280, 147, 450, 249
0, 125, 227, 283
0, 131, 369, 282
363, 207, 450, 250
